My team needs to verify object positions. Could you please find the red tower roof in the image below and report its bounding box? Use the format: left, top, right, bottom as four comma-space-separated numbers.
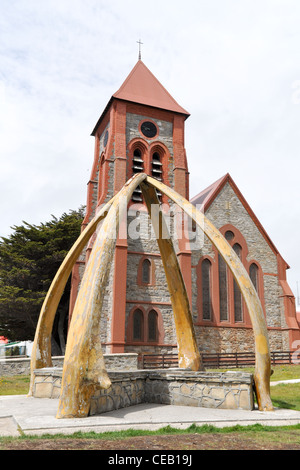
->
113, 60, 190, 116
91, 60, 189, 135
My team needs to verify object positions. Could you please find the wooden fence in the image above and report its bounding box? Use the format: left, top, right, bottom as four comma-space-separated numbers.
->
140, 351, 298, 369
141, 354, 179, 369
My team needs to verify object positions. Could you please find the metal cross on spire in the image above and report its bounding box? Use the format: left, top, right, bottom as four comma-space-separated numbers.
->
137, 39, 143, 60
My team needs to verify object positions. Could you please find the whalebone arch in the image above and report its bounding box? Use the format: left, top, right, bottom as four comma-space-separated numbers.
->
29, 172, 273, 418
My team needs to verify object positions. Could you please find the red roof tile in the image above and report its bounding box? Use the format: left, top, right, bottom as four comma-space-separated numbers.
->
113, 60, 190, 116
190, 174, 228, 208
92, 61, 189, 135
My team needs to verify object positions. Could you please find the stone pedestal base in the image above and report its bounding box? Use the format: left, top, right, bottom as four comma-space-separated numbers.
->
33, 368, 254, 415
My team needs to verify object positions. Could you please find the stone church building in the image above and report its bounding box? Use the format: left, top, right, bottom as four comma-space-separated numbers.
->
69, 60, 300, 356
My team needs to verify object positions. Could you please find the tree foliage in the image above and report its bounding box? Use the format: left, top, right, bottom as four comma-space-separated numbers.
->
0, 207, 85, 348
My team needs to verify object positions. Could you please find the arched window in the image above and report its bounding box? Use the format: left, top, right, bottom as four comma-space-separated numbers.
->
202, 226, 264, 327
138, 257, 154, 286
225, 230, 234, 242
233, 243, 243, 322
142, 259, 151, 284
250, 263, 259, 293
127, 307, 163, 345
148, 310, 158, 342
98, 153, 106, 202
133, 309, 143, 341
201, 259, 212, 320
218, 254, 228, 321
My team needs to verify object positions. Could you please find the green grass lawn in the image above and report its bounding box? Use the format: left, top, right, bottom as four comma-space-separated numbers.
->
0, 374, 30, 395
206, 364, 300, 382
270, 364, 300, 381
269, 365, 300, 410
271, 383, 300, 410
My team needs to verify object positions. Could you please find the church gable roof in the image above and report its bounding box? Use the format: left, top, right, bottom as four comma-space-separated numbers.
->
113, 60, 190, 116
190, 173, 286, 262
190, 174, 226, 208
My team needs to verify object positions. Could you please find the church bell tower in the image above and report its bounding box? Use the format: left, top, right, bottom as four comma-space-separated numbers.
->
69, 59, 191, 354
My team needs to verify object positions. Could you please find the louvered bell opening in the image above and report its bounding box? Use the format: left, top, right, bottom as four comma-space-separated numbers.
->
132, 186, 143, 202
132, 149, 144, 202
151, 152, 162, 200
133, 162, 144, 172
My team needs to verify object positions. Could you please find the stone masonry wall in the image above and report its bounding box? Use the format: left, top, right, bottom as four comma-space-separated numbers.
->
144, 370, 254, 411
125, 206, 177, 353
32, 368, 254, 413
0, 353, 139, 376
191, 181, 286, 353
125, 113, 174, 156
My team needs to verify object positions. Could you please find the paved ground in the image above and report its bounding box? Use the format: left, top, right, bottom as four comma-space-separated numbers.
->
1, 394, 300, 437
270, 378, 300, 386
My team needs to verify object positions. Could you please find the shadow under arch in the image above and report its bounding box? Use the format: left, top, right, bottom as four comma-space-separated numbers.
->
29, 173, 273, 418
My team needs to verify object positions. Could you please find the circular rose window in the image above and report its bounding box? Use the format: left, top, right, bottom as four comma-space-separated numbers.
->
140, 121, 157, 138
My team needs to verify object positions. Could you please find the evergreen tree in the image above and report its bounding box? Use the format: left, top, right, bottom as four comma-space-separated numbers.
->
0, 207, 85, 351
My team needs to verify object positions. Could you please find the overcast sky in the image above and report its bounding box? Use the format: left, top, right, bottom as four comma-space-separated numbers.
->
0, 0, 299, 304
